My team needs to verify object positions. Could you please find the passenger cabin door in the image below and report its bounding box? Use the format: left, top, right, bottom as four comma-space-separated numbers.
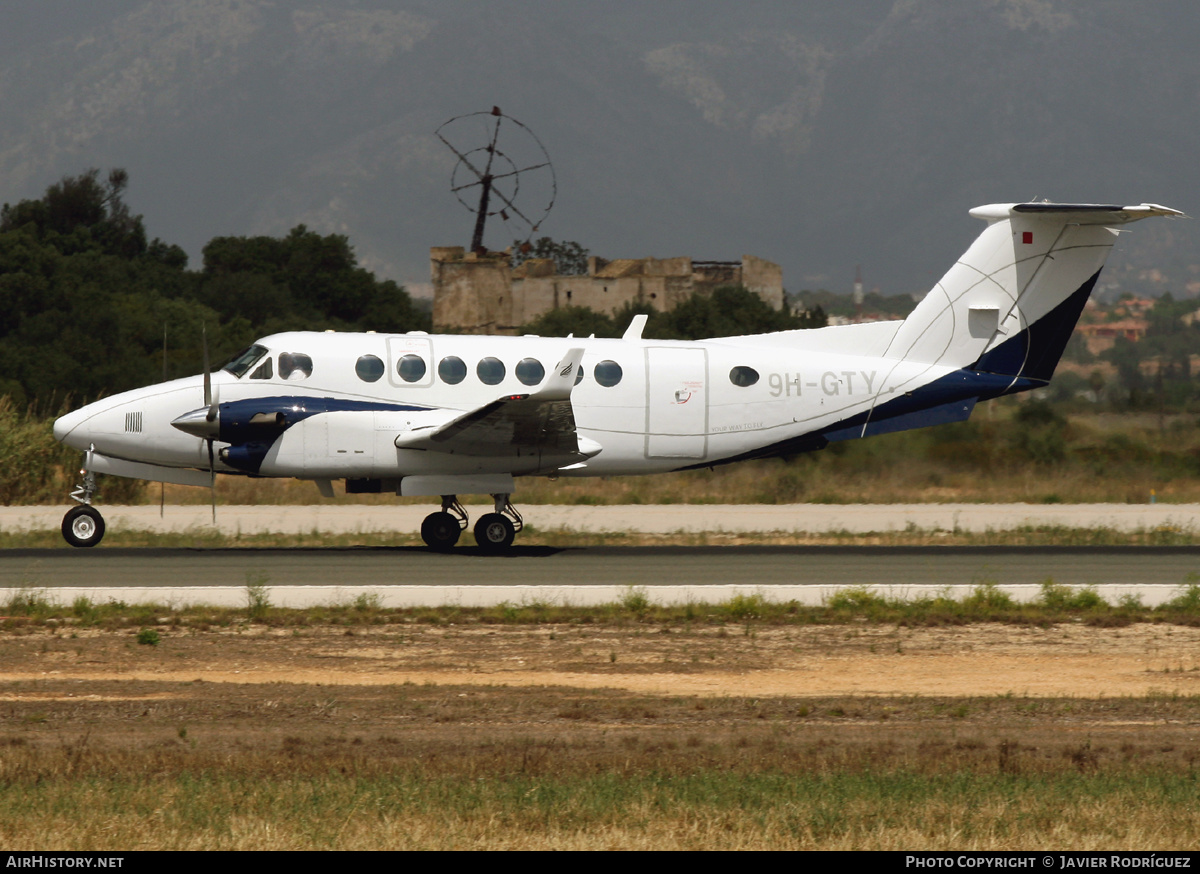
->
645, 347, 708, 458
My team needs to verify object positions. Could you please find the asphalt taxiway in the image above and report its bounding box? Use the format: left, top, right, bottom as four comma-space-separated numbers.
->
2, 545, 1197, 607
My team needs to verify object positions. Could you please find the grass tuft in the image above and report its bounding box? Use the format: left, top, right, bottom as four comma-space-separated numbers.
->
245, 572, 271, 622
620, 586, 650, 616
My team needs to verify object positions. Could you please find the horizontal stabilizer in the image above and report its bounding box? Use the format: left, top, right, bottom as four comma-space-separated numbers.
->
970, 202, 1186, 225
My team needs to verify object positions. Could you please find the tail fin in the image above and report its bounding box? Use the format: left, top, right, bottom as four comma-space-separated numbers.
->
885, 202, 1184, 382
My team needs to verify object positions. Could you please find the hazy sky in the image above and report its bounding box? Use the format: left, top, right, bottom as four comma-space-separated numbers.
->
0, 1, 1194, 297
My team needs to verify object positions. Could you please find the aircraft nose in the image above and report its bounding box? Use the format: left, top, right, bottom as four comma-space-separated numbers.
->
53, 410, 80, 443
53, 407, 94, 449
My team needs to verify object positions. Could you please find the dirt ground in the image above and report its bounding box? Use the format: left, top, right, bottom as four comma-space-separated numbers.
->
4, 621, 1200, 699
5, 620, 1200, 851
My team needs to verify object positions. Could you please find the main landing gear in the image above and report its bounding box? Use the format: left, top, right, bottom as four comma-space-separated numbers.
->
420, 493, 523, 553
62, 450, 105, 548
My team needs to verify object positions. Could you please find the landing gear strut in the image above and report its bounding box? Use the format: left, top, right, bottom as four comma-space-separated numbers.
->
62, 446, 105, 548
420, 495, 468, 550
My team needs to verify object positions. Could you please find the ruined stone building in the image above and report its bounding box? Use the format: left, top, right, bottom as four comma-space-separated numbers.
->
431, 246, 784, 334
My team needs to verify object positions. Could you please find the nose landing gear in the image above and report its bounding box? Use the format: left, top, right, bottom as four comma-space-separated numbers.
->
62, 448, 105, 547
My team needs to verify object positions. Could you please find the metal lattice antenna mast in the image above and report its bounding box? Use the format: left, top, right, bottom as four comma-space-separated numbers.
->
436, 107, 556, 255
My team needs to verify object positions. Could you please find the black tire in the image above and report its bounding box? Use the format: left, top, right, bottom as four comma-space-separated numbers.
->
62, 505, 105, 548
473, 513, 515, 552
421, 511, 461, 550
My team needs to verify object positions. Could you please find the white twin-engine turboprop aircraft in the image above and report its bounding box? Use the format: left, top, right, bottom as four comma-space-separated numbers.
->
53, 202, 1183, 550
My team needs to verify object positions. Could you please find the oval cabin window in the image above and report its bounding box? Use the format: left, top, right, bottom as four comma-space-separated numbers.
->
438, 356, 467, 385
515, 358, 545, 386
355, 355, 384, 382
729, 366, 759, 387
397, 354, 427, 383
477, 357, 506, 385
594, 360, 623, 387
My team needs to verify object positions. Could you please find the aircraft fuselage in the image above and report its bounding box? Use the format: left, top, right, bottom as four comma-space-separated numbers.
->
55, 327, 956, 481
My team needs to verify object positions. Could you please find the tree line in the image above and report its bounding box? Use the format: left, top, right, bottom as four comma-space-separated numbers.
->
0, 169, 826, 408
0, 169, 429, 406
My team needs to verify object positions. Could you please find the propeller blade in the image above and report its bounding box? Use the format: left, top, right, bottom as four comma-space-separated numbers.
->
207, 436, 216, 525
206, 389, 217, 525
206, 381, 220, 427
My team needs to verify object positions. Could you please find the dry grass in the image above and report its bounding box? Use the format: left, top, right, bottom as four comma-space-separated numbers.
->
2, 623, 1200, 848
1, 681, 1199, 850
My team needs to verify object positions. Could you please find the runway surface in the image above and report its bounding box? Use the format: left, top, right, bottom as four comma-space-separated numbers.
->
3, 545, 1199, 607
5, 503, 1200, 535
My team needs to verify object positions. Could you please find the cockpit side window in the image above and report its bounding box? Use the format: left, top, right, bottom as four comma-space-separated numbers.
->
279, 352, 313, 381
222, 344, 269, 378
249, 357, 273, 380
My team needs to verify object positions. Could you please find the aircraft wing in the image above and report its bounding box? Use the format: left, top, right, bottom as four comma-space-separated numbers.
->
392, 348, 600, 458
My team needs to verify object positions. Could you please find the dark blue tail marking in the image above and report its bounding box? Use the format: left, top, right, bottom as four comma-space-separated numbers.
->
973, 270, 1099, 382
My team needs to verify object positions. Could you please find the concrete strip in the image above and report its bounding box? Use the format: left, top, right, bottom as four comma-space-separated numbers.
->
12, 583, 1188, 609
3, 503, 1199, 536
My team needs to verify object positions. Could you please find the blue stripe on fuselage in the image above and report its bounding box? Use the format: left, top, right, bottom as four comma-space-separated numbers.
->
217, 396, 431, 474
676, 270, 1100, 470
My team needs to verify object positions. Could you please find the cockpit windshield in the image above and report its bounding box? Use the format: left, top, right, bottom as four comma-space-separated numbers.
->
222, 344, 269, 378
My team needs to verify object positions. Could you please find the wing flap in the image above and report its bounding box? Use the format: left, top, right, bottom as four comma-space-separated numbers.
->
393, 348, 600, 459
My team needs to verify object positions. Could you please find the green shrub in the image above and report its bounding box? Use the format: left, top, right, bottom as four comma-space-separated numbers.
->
246, 572, 272, 621
4, 587, 53, 617
827, 587, 888, 613
1039, 580, 1104, 611
725, 593, 767, 621
962, 582, 1016, 612
619, 586, 650, 615
1162, 583, 1200, 613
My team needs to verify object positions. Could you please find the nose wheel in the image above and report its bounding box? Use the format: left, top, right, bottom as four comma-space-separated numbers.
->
62, 505, 105, 548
